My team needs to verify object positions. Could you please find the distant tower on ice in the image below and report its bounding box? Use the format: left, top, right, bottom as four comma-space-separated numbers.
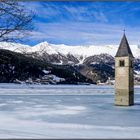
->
115, 33, 134, 106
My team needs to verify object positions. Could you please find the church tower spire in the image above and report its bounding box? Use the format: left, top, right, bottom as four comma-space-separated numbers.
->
115, 33, 134, 106
115, 33, 134, 58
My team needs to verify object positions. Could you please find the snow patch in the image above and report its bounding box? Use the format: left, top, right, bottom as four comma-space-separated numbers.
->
42, 70, 50, 74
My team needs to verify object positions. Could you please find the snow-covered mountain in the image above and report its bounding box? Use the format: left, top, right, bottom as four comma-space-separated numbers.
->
1, 41, 140, 84
0, 41, 140, 56
0, 41, 140, 65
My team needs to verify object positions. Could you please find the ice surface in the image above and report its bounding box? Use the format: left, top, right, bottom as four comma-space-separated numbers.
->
0, 84, 140, 138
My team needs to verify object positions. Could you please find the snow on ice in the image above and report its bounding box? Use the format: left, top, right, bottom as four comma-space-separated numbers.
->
0, 84, 140, 138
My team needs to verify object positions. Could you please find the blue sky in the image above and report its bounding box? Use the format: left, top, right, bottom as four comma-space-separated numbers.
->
22, 2, 140, 46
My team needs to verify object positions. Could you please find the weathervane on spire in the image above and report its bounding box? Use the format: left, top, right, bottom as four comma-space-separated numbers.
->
123, 29, 125, 34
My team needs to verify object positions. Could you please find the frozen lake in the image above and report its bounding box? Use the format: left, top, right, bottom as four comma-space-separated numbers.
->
0, 83, 140, 138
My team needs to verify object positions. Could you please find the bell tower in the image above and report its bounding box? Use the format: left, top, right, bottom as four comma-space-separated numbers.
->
115, 33, 134, 106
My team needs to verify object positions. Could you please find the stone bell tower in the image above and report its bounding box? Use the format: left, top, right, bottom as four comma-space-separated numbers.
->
115, 33, 134, 106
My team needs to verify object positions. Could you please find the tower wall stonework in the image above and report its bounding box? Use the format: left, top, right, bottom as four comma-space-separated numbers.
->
115, 56, 134, 106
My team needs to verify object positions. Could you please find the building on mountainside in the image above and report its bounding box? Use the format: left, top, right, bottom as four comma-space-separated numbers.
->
97, 77, 115, 85
106, 77, 115, 85
115, 33, 134, 106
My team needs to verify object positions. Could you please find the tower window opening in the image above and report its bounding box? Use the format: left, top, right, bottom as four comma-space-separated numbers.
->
119, 60, 125, 67
130, 60, 133, 67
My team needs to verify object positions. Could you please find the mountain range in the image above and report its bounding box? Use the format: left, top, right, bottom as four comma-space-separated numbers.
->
0, 42, 140, 60
0, 41, 140, 84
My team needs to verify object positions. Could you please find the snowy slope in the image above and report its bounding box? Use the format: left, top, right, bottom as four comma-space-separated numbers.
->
0, 41, 140, 58
0, 42, 31, 53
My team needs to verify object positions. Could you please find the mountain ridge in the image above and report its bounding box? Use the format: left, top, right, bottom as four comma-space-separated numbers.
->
0, 41, 140, 59
0, 41, 140, 84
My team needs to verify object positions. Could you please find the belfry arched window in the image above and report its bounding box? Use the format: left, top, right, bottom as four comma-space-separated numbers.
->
119, 60, 125, 67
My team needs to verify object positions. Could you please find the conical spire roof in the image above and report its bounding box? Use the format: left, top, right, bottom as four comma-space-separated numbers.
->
115, 33, 134, 57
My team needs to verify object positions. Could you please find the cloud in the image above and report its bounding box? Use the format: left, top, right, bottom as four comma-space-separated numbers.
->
93, 12, 108, 23
22, 2, 109, 23
19, 2, 140, 46
25, 21, 140, 46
